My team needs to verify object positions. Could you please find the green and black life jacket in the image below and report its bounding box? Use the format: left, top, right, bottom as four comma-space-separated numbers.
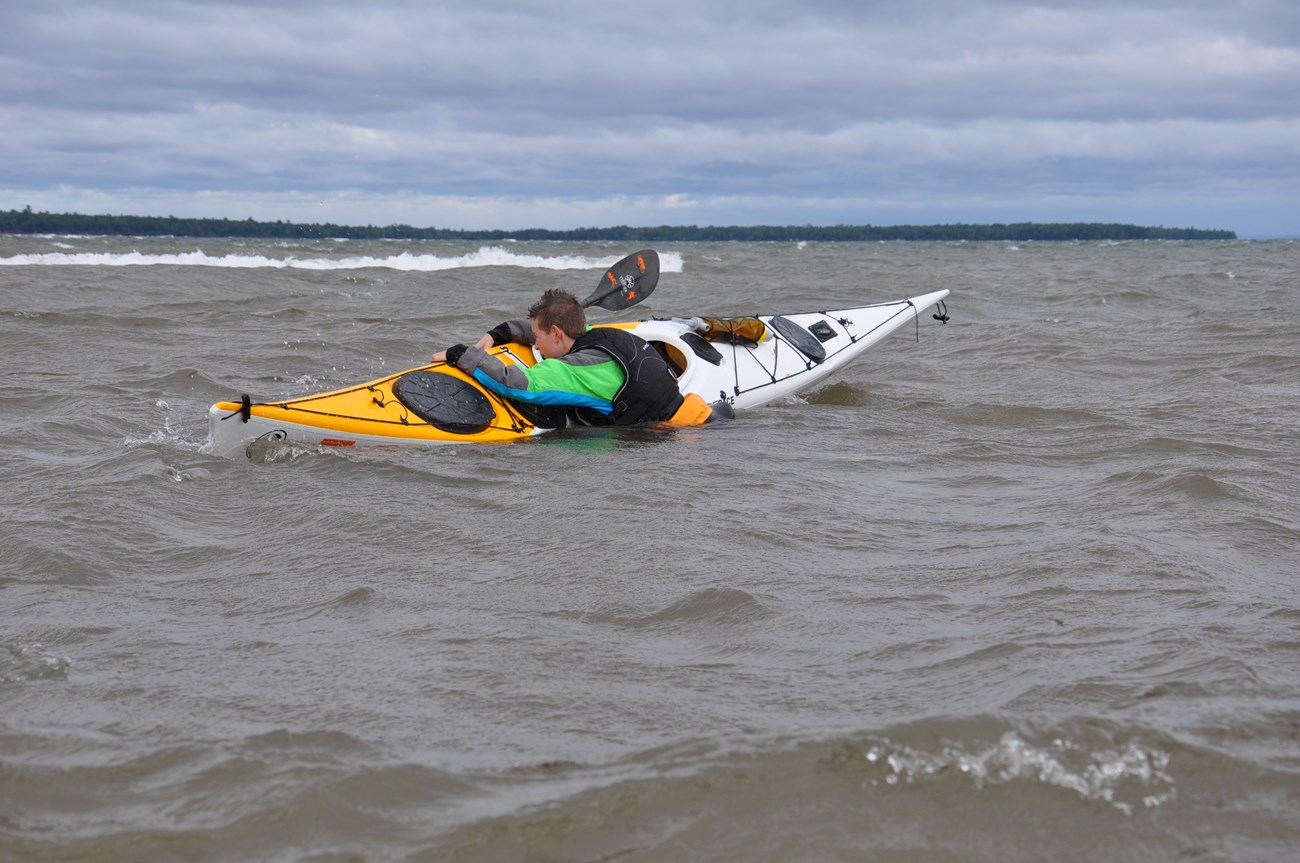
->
569, 327, 684, 426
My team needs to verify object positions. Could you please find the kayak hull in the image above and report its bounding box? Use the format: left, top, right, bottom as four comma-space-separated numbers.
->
207, 289, 949, 459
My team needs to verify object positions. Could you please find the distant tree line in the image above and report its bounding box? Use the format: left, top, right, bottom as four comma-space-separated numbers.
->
0, 206, 1237, 242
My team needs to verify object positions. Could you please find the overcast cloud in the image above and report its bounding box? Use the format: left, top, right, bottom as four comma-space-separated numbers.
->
2, 0, 1296, 234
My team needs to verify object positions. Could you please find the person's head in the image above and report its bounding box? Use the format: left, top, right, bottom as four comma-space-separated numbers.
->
528, 289, 586, 358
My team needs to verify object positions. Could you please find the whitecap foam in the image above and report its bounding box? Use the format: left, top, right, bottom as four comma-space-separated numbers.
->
123, 415, 208, 455
2, 643, 71, 683
0, 246, 686, 273
859, 730, 1175, 815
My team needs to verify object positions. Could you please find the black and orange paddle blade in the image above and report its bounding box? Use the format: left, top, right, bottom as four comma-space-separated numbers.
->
581, 249, 659, 311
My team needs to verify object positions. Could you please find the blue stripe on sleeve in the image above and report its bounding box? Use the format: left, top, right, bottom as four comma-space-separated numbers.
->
472, 369, 613, 415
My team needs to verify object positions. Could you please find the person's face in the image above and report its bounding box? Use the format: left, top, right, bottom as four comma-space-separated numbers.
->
531, 318, 567, 358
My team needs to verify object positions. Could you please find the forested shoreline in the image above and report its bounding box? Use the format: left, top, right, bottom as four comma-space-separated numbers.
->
0, 207, 1236, 241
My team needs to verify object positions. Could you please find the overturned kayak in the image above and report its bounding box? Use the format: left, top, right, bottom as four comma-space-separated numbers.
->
206, 288, 950, 460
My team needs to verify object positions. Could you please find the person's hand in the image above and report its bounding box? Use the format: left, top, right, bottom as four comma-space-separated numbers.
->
431, 350, 447, 363
474, 332, 494, 350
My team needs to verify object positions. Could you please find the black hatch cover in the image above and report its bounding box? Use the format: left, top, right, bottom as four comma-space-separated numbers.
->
393, 371, 495, 435
768, 316, 827, 363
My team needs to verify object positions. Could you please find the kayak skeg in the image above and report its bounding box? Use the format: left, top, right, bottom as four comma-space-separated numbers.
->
206, 289, 950, 460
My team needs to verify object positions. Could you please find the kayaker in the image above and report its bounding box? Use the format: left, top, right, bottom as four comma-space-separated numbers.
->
432, 288, 713, 426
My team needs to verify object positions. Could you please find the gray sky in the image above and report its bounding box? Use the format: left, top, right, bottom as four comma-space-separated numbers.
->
3, 0, 1297, 235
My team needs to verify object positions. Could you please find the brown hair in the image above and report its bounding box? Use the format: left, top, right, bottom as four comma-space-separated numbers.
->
528, 289, 587, 339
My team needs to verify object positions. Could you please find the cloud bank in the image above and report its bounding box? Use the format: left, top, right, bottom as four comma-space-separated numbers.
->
3, 1, 1296, 235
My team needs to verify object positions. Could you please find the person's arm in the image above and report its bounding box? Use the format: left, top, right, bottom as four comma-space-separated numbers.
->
442, 344, 533, 391
433, 318, 530, 362
486, 318, 532, 346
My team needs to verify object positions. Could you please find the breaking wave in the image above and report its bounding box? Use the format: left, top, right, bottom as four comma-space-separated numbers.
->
0, 246, 685, 272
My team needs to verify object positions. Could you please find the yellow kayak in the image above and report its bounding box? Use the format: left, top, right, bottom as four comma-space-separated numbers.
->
208, 342, 557, 456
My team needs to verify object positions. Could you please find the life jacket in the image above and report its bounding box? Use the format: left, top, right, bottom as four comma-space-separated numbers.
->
569, 327, 685, 425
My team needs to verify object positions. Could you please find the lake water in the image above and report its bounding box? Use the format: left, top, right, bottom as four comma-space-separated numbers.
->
2, 236, 1298, 861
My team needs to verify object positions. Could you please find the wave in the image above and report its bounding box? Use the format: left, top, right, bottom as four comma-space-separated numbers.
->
417, 718, 1233, 861
1, 642, 72, 683
0, 246, 686, 273
0, 715, 1190, 859
589, 587, 773, 630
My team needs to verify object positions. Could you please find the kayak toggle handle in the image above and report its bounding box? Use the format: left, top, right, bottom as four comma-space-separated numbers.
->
932, 300, 950, 323
220, 394, 253, 423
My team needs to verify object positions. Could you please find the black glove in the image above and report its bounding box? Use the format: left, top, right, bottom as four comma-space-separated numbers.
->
444, 343, 468, 366
486, 322, 513, 346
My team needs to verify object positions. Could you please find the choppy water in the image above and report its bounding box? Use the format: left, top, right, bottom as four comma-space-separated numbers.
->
2, 235, 1298, 862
